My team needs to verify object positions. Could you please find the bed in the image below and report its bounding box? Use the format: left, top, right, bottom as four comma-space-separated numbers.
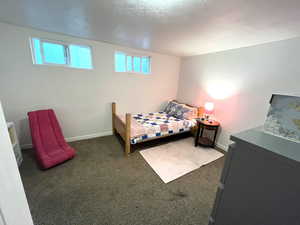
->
112, 101, 204, 155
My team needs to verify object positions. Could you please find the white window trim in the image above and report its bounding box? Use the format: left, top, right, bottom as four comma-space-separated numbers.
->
115, 51, 152, 75
30, 37, 94, 70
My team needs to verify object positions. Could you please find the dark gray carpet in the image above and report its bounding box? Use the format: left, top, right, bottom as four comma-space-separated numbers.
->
20, 134, 224, 225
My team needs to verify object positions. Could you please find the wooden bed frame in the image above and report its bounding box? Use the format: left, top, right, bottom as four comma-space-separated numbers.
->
112, 102, 204, 155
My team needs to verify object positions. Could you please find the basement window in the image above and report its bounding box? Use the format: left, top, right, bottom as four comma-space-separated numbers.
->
30, 38, 93, 69
115, 51, 151, 74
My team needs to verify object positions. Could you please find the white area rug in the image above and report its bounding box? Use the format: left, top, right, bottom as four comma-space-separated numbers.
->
139, 137, 224, 183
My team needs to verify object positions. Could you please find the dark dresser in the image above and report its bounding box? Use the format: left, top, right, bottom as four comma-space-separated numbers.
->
209, 127, 300, 225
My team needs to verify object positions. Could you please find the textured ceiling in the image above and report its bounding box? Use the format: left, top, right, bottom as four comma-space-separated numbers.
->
1, 0, 300, 56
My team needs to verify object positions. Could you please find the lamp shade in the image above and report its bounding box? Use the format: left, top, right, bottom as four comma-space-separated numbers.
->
204, 102, 214, 114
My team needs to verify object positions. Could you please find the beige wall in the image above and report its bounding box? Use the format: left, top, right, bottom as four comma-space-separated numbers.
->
2, 21, 300, 151
0, 22, 180, 147
177, 37, 300, 150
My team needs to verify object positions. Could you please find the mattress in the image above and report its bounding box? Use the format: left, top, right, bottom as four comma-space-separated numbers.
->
120, 111, 196, 144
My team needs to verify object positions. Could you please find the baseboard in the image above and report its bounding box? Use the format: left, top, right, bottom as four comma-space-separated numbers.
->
216, 142, 228, 152
21, 130, 113, 150
22, 130, 228, 152
65, 131, 113, 142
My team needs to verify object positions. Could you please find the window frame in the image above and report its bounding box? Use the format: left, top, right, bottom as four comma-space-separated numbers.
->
40, 39, 69, 66
30, 37, 94, 70
115, 51, 151, 75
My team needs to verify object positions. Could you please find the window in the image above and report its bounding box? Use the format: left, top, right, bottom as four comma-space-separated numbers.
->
31, 38, 93, 69
115, 51, 151, 74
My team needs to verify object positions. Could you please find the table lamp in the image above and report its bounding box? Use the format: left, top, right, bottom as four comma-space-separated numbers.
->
204, 102, 214, 121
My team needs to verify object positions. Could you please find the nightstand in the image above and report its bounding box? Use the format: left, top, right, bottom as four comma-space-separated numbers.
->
195, 119, 220, 148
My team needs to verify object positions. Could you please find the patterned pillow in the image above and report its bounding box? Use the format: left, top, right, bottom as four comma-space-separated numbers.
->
164, 101, 181, 114
164, 101, 198, 120
172, 105, 190, 119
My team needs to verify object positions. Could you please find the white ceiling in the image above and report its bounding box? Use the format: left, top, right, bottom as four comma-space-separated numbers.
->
1, 0, 300, 56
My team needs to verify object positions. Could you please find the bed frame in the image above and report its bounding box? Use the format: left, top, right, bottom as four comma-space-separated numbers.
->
112, 102, 204, 155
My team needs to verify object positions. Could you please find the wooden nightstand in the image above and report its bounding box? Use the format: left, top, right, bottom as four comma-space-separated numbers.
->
195, 119, 220, 148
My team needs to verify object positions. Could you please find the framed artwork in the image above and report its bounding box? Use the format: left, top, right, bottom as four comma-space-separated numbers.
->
264, 94, 300, 143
